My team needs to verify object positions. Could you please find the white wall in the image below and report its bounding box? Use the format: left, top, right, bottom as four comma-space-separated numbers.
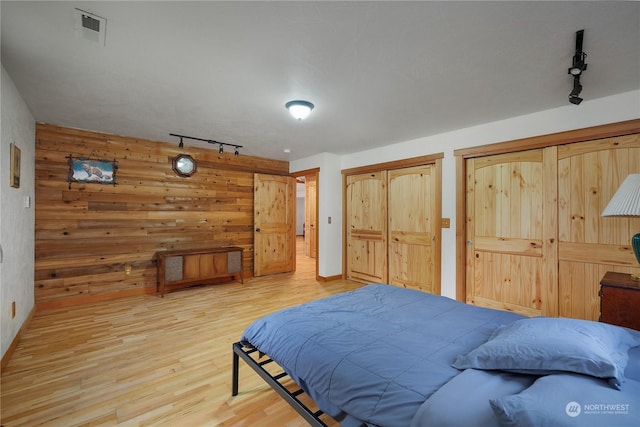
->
290, 153, 343, 278
291, 90, 640, 297
1, 64, 36, 360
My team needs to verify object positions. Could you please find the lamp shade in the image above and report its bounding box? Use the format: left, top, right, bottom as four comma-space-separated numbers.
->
602, 173, 640, 271
602, 174, 640, 217
286, 100, 314, 120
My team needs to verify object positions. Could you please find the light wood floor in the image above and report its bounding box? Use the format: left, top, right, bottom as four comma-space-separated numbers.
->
1, 238, 364, 426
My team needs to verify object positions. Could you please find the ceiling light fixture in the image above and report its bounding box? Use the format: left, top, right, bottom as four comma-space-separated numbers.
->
286, 100, 314, 120
568, 29, 587, 105
170, 133, 242, 156
569, 77, 583, 105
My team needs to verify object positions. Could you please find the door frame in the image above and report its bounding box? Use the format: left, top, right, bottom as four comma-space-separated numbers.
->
291, 168, 320, 280
454, 118, 640, 302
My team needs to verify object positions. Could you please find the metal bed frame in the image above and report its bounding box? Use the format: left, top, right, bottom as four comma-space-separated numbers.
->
231, 341, 330, 427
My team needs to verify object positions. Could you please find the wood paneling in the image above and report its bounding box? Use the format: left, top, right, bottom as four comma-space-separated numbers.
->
35, 124, 288, 307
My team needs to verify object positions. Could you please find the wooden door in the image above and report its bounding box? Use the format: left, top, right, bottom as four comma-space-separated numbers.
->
305, 173, 317, 258
557, 135, 640, 320
254, 174, 296, 276
466, 149, 558, 317
388, 165, 440, 294
346, 171, 388, 283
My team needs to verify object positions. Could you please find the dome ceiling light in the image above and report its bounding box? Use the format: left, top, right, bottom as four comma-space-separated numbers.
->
286, 100, 314, 120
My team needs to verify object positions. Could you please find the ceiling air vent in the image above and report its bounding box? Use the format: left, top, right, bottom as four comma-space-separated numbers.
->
82, 14, 100, 32
74, 8, 107, 46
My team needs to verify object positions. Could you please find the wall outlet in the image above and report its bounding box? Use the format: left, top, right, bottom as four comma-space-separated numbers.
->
124, 265, 132, 275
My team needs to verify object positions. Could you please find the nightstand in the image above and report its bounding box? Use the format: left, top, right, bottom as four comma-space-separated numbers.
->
599, 271, 640, 331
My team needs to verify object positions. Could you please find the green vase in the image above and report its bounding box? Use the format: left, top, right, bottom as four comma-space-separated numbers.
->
633, 232, 640, 265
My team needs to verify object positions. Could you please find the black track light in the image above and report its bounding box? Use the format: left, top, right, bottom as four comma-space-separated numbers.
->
568, 30, 587, 105
170, 133, 243, 156
569, 76, 583, 105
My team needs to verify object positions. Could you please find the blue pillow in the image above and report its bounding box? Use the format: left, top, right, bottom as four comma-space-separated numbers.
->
410, 369, 535, 427
452, 317, 640, 389
489, 373, 640, 427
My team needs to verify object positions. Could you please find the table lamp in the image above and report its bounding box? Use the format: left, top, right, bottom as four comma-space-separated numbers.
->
602, 174, 640, 280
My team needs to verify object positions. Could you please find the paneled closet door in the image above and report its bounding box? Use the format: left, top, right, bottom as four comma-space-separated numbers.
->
346, 171, 388, 283
388, 165, 440, 294
557, 135, 640, 321
466, 148, 558, 317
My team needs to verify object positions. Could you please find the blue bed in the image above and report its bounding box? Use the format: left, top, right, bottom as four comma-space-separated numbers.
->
233, 284, 640, 427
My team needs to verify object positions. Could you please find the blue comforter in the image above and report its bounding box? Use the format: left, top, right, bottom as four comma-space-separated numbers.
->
241, 284, 523, 426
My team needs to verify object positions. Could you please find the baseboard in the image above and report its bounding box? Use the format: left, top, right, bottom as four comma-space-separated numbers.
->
317, 274, 342, 282
1, 304, 36, 372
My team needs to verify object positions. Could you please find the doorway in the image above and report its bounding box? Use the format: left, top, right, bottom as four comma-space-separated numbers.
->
292, 168, 319, 279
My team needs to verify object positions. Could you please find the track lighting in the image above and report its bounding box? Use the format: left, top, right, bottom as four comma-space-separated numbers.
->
568, 30, 587, 77
568, 29, 587, 105
569, 76, 583, 105
170, 133, 243, 156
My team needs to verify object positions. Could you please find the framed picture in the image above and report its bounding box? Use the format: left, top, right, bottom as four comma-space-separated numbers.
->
67, 156, 118, 187
10, 143, 21, 188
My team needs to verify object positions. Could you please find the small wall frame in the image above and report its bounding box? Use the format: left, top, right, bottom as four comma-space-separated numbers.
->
10, 143, 21, 188
67, 156, 118, 188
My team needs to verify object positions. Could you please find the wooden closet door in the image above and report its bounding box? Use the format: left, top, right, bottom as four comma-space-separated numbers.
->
388, 165, 440, 294
466, 148, 558, 317
346, 171, 388, 283
557, 135, 640, 320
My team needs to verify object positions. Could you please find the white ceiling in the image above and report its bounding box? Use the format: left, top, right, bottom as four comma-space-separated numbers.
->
2, 1, 639, 161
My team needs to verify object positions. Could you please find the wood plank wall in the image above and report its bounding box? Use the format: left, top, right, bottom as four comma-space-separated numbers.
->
35, 123, 289, 309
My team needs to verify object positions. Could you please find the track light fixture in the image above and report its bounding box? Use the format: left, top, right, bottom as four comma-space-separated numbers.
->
569, 76, 583, 105
170, 133, 242, 156
568, 29, 587, 105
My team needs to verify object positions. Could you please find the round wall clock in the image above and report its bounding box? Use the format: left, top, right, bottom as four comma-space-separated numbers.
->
172, 154, 197, 177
